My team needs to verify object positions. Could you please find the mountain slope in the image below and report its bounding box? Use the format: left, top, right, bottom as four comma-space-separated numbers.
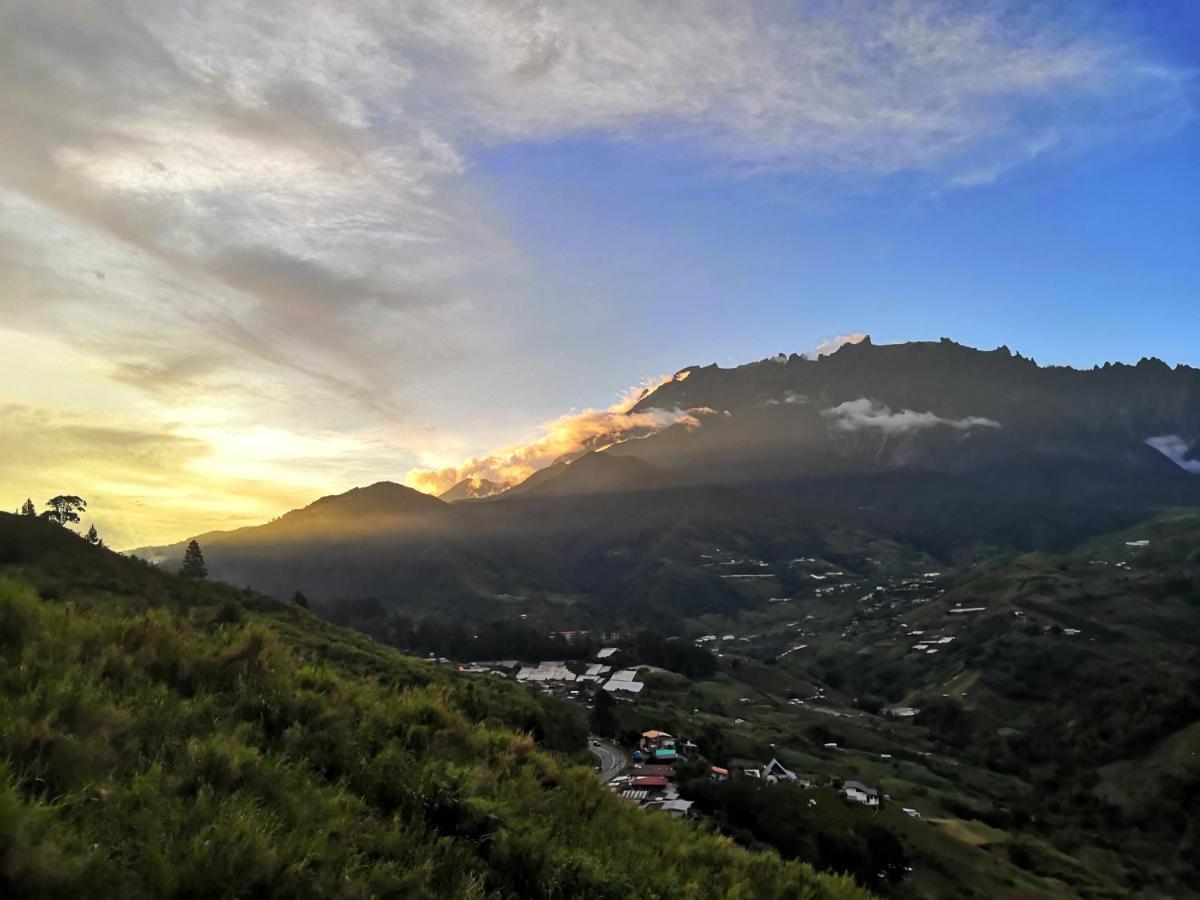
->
0, 512, 865, 900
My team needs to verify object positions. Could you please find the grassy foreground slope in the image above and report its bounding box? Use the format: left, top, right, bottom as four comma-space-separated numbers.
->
0, 514, 865, 900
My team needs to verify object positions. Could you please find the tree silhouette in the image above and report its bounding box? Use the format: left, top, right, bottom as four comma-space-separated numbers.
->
180, 540, 207, 579
291, 590, 309, 609
85, 524, 103, 546
20, 498, 36, 517
41, 495, 86, 526
589, 688, 618, 737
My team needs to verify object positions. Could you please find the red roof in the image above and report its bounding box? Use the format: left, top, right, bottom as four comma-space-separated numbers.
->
631, 776, 669, 788
631, 765, 675, 777
711, 766, 729, 776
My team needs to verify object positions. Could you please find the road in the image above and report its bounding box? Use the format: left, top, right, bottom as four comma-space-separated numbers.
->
588, 737, 627, 783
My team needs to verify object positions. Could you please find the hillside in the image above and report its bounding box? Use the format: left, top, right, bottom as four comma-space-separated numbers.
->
0, 512, 865, 899
783, 513, 1200, 893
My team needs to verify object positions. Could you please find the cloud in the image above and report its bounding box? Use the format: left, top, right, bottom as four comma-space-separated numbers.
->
823, 398, 1001, 435
406, 384, 714, 495
804, 334, 870, 360
1146, 435, 1200, 474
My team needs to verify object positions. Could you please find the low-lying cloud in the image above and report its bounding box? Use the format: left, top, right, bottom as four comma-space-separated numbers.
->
823, 398, 1001, 435
406, 393, 713, 495
1146, 435, 1200, 474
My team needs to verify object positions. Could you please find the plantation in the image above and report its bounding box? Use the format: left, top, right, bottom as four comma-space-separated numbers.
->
0, 514, 864, 899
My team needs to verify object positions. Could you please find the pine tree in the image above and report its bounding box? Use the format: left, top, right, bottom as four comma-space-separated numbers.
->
180, 540, 207, 579
20, 498, 36, 517
291, 590, 309, 609
85, 524, 101, 545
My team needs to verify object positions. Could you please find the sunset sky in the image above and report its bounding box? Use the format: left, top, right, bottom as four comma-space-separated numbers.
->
2, 1, 1198, 549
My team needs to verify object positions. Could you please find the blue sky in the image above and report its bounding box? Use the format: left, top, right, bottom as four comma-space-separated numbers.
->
474, 84, 1198, 407
2, 0, 1197, 544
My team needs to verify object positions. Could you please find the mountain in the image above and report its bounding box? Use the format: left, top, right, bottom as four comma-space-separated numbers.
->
0, 512, 863, 899
130, 339, 1200, 630
621, 337, 1200, 479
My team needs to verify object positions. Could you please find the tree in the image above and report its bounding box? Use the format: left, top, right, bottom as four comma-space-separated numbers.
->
589, 687, 618, 737
85, 524, 103, 546
180, 540, 207, 579
291, 590, 309, 609
41, 495, 86, 526
20, 499, 36, 517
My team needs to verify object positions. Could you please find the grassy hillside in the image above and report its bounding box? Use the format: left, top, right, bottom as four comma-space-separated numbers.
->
0, 513, 866, 899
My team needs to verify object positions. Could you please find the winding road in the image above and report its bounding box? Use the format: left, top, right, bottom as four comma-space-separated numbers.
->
588, 737, 627, 783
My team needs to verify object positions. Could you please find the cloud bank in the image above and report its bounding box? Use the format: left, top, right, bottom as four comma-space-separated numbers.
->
823, 398, 1001, 435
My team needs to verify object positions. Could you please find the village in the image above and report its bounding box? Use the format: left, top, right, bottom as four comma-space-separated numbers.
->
591, 728, 899, 821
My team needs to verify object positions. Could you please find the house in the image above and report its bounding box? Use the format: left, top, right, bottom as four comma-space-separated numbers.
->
630, 764, 675, 779
763, 758, 798, 783
710, 766, 730, 782
640, 730, 678, 760
630, 776, 669, 792
602, 679, 643, 694
843, 780, 880, 807
647, 798, 693, 817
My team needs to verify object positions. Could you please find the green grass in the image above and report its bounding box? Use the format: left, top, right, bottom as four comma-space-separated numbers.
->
0, 513, 867, 900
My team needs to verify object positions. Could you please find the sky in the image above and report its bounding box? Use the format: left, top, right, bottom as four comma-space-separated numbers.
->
1, 0, 1197, 549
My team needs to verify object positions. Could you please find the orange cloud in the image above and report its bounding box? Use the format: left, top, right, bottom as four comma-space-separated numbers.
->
406, 374, 709, 495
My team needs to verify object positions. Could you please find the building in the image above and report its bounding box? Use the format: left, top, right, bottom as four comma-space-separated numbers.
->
630, 764, 675, 779
843, 780, 880, 807
763, 758, 798, 783
646, 798, 693, 817
640, 730, 678, 761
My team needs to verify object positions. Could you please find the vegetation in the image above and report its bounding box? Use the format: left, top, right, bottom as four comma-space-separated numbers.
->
39, 494, 86, 527
180, 539, 207, 579
0, 513, 865, 899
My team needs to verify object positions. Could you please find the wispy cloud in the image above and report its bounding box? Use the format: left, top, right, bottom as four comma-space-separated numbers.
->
823, 398, 1001, 435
